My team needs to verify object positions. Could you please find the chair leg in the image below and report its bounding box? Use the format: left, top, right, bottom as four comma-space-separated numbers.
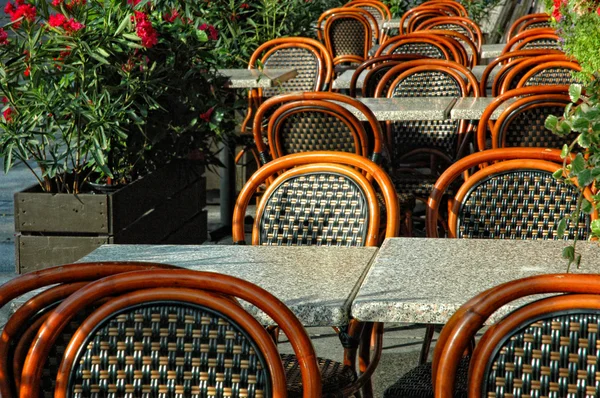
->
419, 324, 435, 365
358, 323, 374, 398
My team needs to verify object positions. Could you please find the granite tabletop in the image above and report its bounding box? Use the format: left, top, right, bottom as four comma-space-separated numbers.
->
332, 69, 363, 90
450, 97, 516, 120
352, 238, 600, 325
480, 43, 504, 59
218, 68, 298, 88
383, 18, 402, 29
336, 97, 456, 121
79, 244, 378, 326
471, 64, 500, 87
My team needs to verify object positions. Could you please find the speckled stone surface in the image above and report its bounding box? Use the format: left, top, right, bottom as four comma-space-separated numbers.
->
333, 69, 362, 90
450, 97, 516, 120
337, 97, 456, 121
368, 44, 380, 57
352, 238, 600, 324
471, 64, 500, 86
79, 245, 377, 326
480, 43, 504, 59
218, 68, 297, 88
383, 18, 401, 29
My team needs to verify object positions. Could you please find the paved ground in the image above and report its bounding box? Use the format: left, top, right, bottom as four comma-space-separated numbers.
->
0, 161, 431, 397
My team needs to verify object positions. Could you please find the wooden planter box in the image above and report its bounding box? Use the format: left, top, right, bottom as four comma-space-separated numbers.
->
14, 161, 207, 273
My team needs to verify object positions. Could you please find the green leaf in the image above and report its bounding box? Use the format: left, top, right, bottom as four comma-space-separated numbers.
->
592, 219, 600, 237
563, 246, 575, 262
89, 52, 110, 65
578, 132, 591, 148
122, 33, 142, 41
545, 114, 558, 131
569, 84, 582, 103
114, 14, 131, 36
553, 168, 564, 179
560, 144, 570, 159
572, 117, 590, 132
577, 169, 593, 186
556, 218, 567, 238
571, 153, 586, 174
582, 198, 593, 214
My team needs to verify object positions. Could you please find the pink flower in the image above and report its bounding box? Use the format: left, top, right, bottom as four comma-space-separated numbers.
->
0, 28, 8, 45
199, 107, 214, 122
48, 13, 66, 27
3, 108, 13, 122
51, 0, 62, 6
133, 12, 158, 48
5, 2, 36, 28
64, 17, 84, 32
199, 23, 218, 40
23, 66, 30, 77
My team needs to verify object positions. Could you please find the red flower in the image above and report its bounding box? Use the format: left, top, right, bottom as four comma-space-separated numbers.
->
133, 12, 158, 48
51, 0, 62, 6
199, 107, 214, 122
127, 0, 141, 6
2, 97, 8, 104
48, 13, 66, 27
3, 108, 13, 122
240, 3, 249, 9
64, 17, 84, 32
23, 66, 30, 77
5, 2, 36, 28
163, 9, 179, 23
0, 28, 8, 45
199, 23, 218, 40
597, 6, 600, 16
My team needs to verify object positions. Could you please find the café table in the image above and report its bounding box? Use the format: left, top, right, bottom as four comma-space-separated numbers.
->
78, 244, 378, 327
351, 237, 600, 325
338, 97, 456, 121
213, 67, 298, 241
450, 97, 516, 120
480, 43, 504, 59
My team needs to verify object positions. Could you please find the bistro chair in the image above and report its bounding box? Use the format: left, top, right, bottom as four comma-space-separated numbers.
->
501, 28, 561, 54
384, 148, 597, 398
18, 269, 323, 398
506, 12, 551, 41
477, 86, 577, 151
420, 0, 468, 17
345, 0, 391, 43
251, 92, 384, 165
498, 55, 581, 94
349, 54, 427, 97
418, 29, 477, 67
479, 49, 564, 96
0, 262, 176, 398
415, 16, 483, 53
399, 5, 459, 35
319, 8, 375, 65
233, 151, 399, 397
434, 274, 600, 398
240, 37, 334, 134
374, 33, 463, 65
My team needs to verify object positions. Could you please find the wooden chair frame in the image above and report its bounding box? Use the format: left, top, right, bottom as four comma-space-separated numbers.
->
415, 16, 483, 52
433, 274, 600, 398
374, 33, 463, 64
421, 0, 468, 17
346, 1, 391, 43
241, 37, 334, 134
232, 151, 400, 245
476, 85, 571, 151
19, 270, 322, 398
349, 54, 426, 97
515, 60, 581, 89
425, 147, 588, 237
399, 5, 457, 34
345, 0, 392, 20
318, 7, 380, 44
418, 29, 477, 67
322, 11, 373, 65
252, 92, 384, 164
501, 28, 559, 55
479, 49, 563, 96
506, 13, 551, 41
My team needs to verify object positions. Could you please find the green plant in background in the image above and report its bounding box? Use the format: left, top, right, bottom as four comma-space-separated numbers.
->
380, 0, 503, 23
543, 0, 600, 269
202, 0, 344, 68
0, 0, 236, 193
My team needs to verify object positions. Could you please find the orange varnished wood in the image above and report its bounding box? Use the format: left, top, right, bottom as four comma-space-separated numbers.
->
22, 270, 322, 398
349, 54, 426, 97
418, 29, 478, 67
502, 28, 559, 55
506, 13, 551, 41
323, 12, 373, 65
497, 54, 578, 94
416, 16, 483, 51
433, 274, 600, 398
232, 152, 400, 244
400, 6, 457, 35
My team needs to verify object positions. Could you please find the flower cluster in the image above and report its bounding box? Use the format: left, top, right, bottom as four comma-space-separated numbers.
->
0, 28, 8, 45
48, 13, 84, 33
199, 23, 218, 40
132, 11, 158, 48
4, 0, 36, 28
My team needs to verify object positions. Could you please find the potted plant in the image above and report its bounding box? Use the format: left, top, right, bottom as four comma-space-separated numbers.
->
543, 0, 600, 269
0, 0, 236, 272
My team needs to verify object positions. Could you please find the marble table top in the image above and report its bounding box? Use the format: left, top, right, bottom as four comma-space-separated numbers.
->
79, 244, 378, 326
218, 68, 298, 88
336, 97, 456, 121
332, 69, 365, 90
352, 238, 600, 325
450, 97, 516, 120
471, 64, 500, 87
383, 18, 402, 29
480, 43, 504, 59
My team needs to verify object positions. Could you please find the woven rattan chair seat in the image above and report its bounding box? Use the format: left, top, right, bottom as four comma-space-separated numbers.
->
391, 173, 453, 198
282, 353, 357, 398
383, 356, 469, 398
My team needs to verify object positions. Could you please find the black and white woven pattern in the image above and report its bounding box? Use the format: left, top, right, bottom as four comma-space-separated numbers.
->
485, 312, 600, 398
69, 304, 269, 398
456, 170, 589, 240
522, 67, 578, 87
522, 20, 551, 31
259, 173, 369, 246
273, 109, 358, 155
328, 17, 367, 60
391, 42, 445, 59
498, 103, 577, 148
262, 47, 320, 98
520, 38, 561, 50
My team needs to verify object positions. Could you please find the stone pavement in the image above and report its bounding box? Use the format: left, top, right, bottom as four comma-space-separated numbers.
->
0, 160, 430, 397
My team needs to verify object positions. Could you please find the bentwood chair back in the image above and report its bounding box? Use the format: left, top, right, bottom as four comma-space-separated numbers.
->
477, 86, 578, 151
240, 37, 333, 133
319, 8, 375, 65
0, 262, 177, 398
506, 13, 551, 41
399, 6, 457, 35
415, 16, 483, 52
501, 28, 561, 54
498, 55, 581, 94
426, 147, 597, 239
374, 33, 463, 65
18, 270, 322, 398
420, 0, 468, 17
418, 29, 477, 67
434, 274, 600, 398
345, 1, 391, 43
252, 92, 384, 165
479, 49, 564, 96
